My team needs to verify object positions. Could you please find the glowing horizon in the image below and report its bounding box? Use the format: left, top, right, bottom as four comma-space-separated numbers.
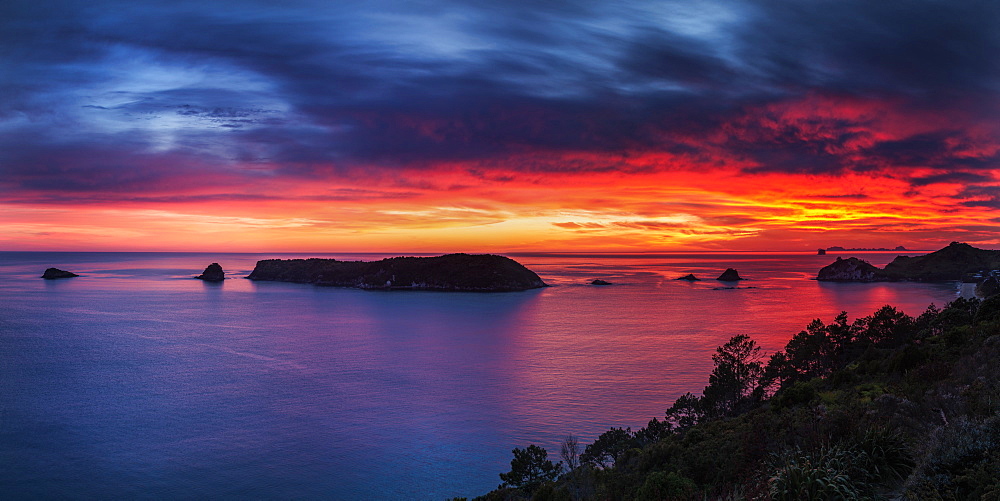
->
3, 1, 999, 253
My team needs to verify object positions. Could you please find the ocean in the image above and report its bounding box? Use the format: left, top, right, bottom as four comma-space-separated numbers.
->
0, 251, 960, 499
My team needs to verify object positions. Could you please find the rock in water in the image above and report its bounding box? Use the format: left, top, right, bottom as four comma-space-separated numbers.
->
41, 268, 79, 279
591, 279, 612, 285
816, 257, 888, 282
676, 274, 700, 281
717, 268, 742, 281
246, 253, 547, 291
196, 263, 225, 282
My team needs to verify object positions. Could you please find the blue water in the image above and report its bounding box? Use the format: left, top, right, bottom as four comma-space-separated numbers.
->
0, 252, 961, 499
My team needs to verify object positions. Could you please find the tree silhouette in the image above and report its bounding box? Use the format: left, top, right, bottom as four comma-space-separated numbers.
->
499, 445, 562, 493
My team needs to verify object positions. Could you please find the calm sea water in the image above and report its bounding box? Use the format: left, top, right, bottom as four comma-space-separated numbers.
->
0, 251, 960, 499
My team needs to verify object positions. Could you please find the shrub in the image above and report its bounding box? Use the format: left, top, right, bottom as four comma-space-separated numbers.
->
636, 471, 696, 501
768, 446, 861, 500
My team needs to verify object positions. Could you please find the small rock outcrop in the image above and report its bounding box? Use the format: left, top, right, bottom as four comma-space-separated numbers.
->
591, 279, 612, 285
816, 257, 888, 282
818, 248, 826, 255
676, 274, 700, 281
41, 268, 78, 279
196, 263, 226, 282
717, 268, 742, 281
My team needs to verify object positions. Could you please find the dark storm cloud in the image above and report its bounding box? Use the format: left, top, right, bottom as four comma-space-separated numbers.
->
911, 172, 994, 187
2, 0, 998, 200
736, 0, 1000, 94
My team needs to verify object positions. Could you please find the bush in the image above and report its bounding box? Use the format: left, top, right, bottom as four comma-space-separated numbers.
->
636, 471, 696, 501
768, 446, 861, 500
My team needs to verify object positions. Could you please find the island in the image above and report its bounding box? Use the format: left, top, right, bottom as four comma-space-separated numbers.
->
818, 242, 1000, 282
195, 263, 226, 282
590, 279, 612, 286
41, 268, 79, 279
246, 253, 547, 291
716, 268, 742, 281
825, 245, 908, 252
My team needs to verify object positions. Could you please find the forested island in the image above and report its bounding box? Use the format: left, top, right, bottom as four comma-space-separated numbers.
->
469, 295, 1000, 500
246, 253, 547, 291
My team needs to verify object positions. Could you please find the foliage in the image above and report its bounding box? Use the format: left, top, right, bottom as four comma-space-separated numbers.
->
768, 446, 860, 500
581, 428, 635, 469
702, 334, 763, 418
634, 418, 671, 446
664, 392, 703, 430
905, 417, 1000, 500
636, 471, 696, 501
498, 445, 562, 494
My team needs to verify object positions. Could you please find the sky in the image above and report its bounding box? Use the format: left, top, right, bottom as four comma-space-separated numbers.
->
2, 0, 999, 252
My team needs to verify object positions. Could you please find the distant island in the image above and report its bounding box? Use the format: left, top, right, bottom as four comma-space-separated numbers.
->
817, 242, 1000, 282
246, 253, 547, 291
825, 245, 908, 252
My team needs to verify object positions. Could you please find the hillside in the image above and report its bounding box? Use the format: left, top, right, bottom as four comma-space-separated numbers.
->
472, 295, 1000, 500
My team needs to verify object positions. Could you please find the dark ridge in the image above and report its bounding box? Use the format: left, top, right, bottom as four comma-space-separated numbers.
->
246, 253, 547, 292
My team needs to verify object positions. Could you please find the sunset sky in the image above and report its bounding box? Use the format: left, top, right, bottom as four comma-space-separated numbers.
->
2, 0, 999, 252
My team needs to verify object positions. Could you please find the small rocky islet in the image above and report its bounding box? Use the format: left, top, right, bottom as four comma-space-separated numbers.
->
716, 268, 743, 281
195, 263, 226, 282
41, 268, 79, 279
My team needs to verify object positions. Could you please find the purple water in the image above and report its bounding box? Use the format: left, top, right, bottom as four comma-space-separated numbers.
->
0, 251, 959, 499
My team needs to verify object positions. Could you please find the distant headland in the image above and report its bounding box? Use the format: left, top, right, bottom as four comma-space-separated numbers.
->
817, 242, 1000, 283
825, 245, 908, 252
246, 253, 547, 291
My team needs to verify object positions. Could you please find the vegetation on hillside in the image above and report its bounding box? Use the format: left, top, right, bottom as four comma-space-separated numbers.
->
467, 294, 1000, 500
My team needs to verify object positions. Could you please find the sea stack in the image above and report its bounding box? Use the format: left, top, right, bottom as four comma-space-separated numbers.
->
196, 263, 226, 282
41, 268, 79, 279
677, 274, 700, 281
717, 268, 742, 281
591, 279, 612, 285
818, 248, 826, 255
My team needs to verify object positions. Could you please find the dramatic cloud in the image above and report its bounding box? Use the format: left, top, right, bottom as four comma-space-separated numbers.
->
1, 0, 998, 251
